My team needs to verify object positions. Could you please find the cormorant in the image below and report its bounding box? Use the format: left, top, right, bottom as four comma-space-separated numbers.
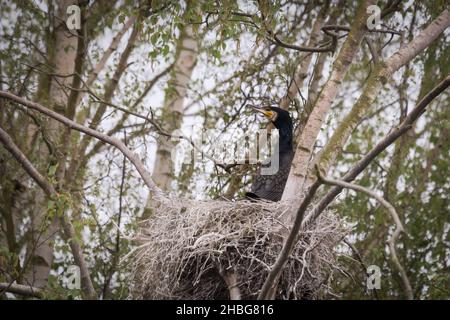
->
245, 105, 294, 201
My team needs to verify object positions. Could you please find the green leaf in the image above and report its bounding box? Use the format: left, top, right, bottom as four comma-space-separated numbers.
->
162, 45, 170, 56
151, 33, 159, 45
212, 48, 221, 59
48, 164, 58, 177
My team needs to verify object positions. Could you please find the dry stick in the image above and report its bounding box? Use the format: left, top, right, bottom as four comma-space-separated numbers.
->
315, 167, 413, 300
0, 282, 42, 298
0, 90, 164, 200
0, 126, 97, 299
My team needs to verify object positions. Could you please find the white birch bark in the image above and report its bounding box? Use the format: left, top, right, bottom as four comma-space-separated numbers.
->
150, 21, 199, 191
282, 0, 375, 201
316, 9, 450, 176
24, 0, 78, 288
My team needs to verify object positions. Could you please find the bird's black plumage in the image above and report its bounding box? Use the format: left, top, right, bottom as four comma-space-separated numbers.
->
246, 106, 294, 201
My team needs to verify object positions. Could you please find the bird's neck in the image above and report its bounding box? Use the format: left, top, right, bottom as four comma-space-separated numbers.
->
277, 126, 293, 152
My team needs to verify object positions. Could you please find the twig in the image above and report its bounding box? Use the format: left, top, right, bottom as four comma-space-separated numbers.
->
75, 16, 137, 107
257, 72, 449, 301
364, 36, 379, 64
67, 81, 237, 173
269, 25, 401, 53
270, 32, 336, 53
322, 25, 402, 36
102, 132, 127, 299
342, 238, 379, 300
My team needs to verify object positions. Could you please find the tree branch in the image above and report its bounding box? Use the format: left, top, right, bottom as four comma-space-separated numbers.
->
67, 62, 175, 182
364, 36, 379, 64
282, 0, 376, 200
269, 31, 336, 53
0, 90, 164, 200
315, 165, 413, 300
307, 73, 450, 225
268, 24, 401, 53
0, 282, 43, 298
0, 125, 97, 299
257, 180, 322, 299
75, 16, 136, 107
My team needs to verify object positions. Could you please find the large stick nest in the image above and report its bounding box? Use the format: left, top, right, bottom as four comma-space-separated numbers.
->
128, 197, 346, 299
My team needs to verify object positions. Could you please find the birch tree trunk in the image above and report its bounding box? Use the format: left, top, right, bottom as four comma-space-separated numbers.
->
315, 9, 450, 176
282, 0, 375, 201
150, 10, 199, 192
24, 0, 78, 288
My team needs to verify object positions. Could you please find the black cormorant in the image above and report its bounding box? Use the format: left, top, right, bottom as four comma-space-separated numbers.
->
245, 105, 294, 201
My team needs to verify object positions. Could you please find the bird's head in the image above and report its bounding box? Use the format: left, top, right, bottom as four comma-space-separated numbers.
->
248, 105, 292, 130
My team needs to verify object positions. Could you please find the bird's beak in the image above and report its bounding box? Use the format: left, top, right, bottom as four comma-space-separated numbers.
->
248, 105, 275, 119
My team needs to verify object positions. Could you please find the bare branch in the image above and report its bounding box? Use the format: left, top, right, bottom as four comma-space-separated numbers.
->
257, 180, 322, 300
322, 24, 402, 36
310, 8, 450, 191
282, 0, 376, 200
68, 62, 175, 179
307, 73, 450, 224
75, 16, 136, 107
268, 24, 401, 53
0, 282, 42, 298
0, 90, 165, 199
315, 165, 413, 299
269, 31, 336, 53
364, 36, 379, 64
257, 73, 449, 301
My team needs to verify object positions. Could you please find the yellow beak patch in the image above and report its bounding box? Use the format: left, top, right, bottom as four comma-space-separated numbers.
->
250, 106, 274, 119
262, 110, 275, 118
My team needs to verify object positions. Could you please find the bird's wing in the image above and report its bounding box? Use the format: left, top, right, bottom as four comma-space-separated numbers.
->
251, 164, 290, 201
250, 152, 293, 201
